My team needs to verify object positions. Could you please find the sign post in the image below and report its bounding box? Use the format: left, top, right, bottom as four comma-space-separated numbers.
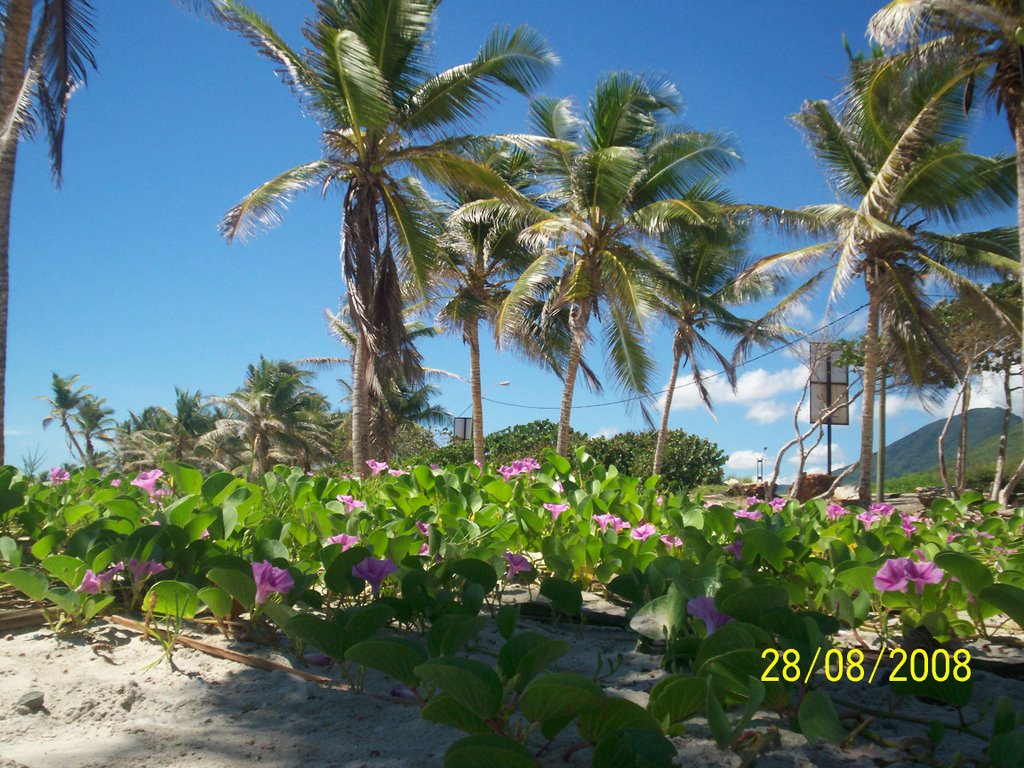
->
808, 342, 850, 476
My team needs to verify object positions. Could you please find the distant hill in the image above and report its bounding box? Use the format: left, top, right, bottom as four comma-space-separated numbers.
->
843, 407, 1022, 484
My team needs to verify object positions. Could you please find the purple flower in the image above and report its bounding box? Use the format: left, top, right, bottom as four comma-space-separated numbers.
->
869, 502, 893, 517
660, 534, 683, 549
77, 569, 100, 594
131, 469, 164, 499
593, 513, 630, 533
365, 459, 388, 476
873, 557, 944, 594
327, 533, 359, 551
734, 508, 762, 521
503, 552, 532, 580
553, 480, 564, 493
96, 562, 124, 589
826, 503, 851, 522
336, 494, 366, 512
416, 521, 429, 537
127, 558, 166, 582
769, 497, 786, 511
900, 512, 923, 538
200, 529, 210, 539
544, 502, 569, 521
252, 560, 294, 605
724, 540, 743, 561
110, 478, 122, 488
746, 496, 761, 507
857, 509, 882, 528
351, 556, 398, 597
656, 495, 665, 506
49, 467, 70, 485
687, 596, 733, 635
418, 543, 430, 556
430, 464, 440, 471
388, 468, 408, 477
631, 522, 658, 541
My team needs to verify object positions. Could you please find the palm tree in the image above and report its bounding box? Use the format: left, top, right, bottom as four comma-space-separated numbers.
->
72, 395, 114, 468
737, 55, 1020, 501
118, 388, 218, 470
38, 372, 89, 463
648, 223, 779, 476
215, 0, 556, 476
201, 358, 332, 479
493, 73, 741, 455
0, 1, 97, 462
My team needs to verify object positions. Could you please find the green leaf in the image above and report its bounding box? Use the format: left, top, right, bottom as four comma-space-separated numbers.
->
630, 586, 685, 641
0, 536, 21, 567
981, 584, 1024, 629
578, 698, 661, 743
496, 603, 519, 640
145, 580, 199, 619
206, 566, 256, 609
165, 462, 203, 495
990, 731, 1024, 768
45, 586, 81, 615
520, 672, 604, 722
719, 585, 789, 625
444, 734, 535, 768
41, 555, 86, 589
422, 695, 491, 735
345, 638, 427, 688
448, 558, 498, 594
497, 632, 570, 690
545, 449, 571, 476
1, 567, 49, 601
483, 480, 513, 504
743, 528, 786, 570
647, 675, 706, 728
285, 613, 347, 660
324, 546, 371, 596
890, 674, 973, 708
798, 690, 846, 745
414, 657, 503, 719
834, 565, 877, 594
934, 552, 992, 595
198, 587, 233, 618
592, 728, 676, 768
539, 577, 582, 615
427, 614, 488, 658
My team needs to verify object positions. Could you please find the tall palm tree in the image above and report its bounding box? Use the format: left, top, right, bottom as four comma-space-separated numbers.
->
201, 358, 332, 479
648, 223, 779, 476
215, 0, 556, 476
0, 1, 96, 462
72, 394, 114, 468
118, 388, 218, 470
38, 372, 89, 463
737, 55, 1020, 501
493, 73, 741, 454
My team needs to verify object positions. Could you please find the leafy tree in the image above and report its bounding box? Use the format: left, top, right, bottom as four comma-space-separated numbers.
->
494, 72, 741, 455
73, 395, 114, 468
215, 0, 556, 476
738, 54, 1019, 501
117, 388, 219, 471
38, 372, 90, 464
0, 0, 97, 462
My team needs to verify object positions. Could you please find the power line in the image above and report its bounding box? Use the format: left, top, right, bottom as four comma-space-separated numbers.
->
481, 303, 870, 412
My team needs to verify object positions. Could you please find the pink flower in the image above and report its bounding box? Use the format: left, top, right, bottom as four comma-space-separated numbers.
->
900, 512, 923, 538
656, 495, 664, 506
388, 468, 408, 477
631, 522, 657, 541
351, 557, 397, 597
200, 529, 210, 539
49, 467, 70, 485
503, 552, 532, 580
336, 494, 366, 512
593, 514, 630, 533
544, 502, 569, 521
430, 464, 440, 470
660, 534, 683, 549
252, 560, 294, 605
769, 497, 786, 511
416, 521, 429, 537
418, 543, 430, 556
327, 533, 359, 551
857, 509, 882, 527
365, 459, 388, 476
96, 562, 124, 589
553, 480, 564, 493
703, 499, 716, 508
110, 478, 121, 488
497, 457, 541, 481
746, 496, 761, 507
826, 503, 850, 522
131, 469, 164, 499
77, 570, 100, 594
724, 540, 743, 560
687, 596, 732, 635
946, 533, 962, 543
127, 558, 166, 582
873, 557, 944, 594
734, 508, 762, 521
869, 502, 893, 517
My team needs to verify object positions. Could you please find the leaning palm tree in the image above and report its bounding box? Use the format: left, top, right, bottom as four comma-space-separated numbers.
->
38, 372, 89, 464
0, 1, 97, 462
117, 388, 218, 470
737, 55, 1020, 501
215, 0, 556, 476
648, 222, 780, 475
201, 358, 332, 479
492, 73, 742, 454
72, 395, 114, 468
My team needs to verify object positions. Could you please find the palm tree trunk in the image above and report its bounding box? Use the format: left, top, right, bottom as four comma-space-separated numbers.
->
0, 0, 32, 466
876, 372, 886, 502
556, 300, 590, 456
1014, 118, 1024, 381
955, 377, 971, 495
653, 342, 682, 476
938, 383, 962, 497
351, 332, 369, 476
991, 365, 1013, 501
60, 416, 86, 465
857, 280, 880, 502
466, 319, 485, 467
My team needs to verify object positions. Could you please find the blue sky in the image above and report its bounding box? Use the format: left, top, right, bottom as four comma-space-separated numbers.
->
8, 1, 1017, 480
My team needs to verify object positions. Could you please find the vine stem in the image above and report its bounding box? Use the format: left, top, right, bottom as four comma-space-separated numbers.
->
832, 696, 987, 740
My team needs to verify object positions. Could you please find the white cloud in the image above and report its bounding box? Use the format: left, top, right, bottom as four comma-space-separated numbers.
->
787, 301, 813, 324
940, 370, 1022, 414
727, 449, 766, 472
787, 441, 845, 466
592, 425, 620, 439
3, 429, 27, 437
746, 400, 788, 424
664, 365, 808, 414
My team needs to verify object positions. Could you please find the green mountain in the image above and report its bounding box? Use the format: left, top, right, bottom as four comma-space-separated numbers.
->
844, 407, 1022, 484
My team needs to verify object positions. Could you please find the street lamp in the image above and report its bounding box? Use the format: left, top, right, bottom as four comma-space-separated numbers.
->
454, 380, 510, 440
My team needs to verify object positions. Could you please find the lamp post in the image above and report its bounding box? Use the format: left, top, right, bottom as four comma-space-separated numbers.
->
453, 380, 510, 440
